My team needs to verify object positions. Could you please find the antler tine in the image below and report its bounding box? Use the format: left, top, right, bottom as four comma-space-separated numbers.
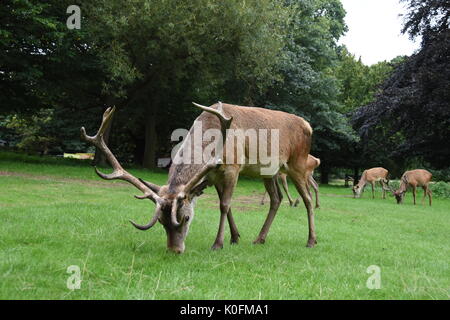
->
129, 203, 163, 230
138, 178, 161, 193
170, 197, 181, 227
192, 102, 233, 134
81, 107, 163, 208
180, 101, 232, 199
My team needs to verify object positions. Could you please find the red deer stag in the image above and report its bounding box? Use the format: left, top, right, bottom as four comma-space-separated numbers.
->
261, 155, 320, 208
81, 103, 315, 253
352, 167, 389, 199
389, 169, 432, 206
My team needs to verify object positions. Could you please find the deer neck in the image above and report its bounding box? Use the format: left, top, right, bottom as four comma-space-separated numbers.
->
399, 181, 408, 193
357, 176, 367, 188
166, 163, 204, 194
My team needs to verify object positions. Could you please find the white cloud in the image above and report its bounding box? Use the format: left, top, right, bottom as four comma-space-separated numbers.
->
339, 0, 420, 65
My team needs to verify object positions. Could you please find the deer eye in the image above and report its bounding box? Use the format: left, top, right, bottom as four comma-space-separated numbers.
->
185, 215, 190, 222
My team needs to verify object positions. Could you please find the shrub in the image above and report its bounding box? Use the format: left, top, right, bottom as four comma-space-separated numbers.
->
430, 182, 450, 199
429, 168, 450, 183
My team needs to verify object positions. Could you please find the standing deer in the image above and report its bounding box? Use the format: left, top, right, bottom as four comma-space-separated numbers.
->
389, 169, 432, 206
80, 102, 316, 253
261, 154, 320, 208
352, 167, 389, 199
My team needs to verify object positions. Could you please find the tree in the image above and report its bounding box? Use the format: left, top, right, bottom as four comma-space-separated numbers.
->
353, 0, 450, 170
81, 0, 290, 168
0, 0, 108, 154
256, 0, 359, 183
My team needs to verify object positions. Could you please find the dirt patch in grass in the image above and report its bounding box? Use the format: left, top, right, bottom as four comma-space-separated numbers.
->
0, 171, 127, 189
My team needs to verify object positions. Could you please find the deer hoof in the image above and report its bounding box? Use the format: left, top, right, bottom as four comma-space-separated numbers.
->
230, 237, 240, 245
306, 239, 317, 248
211, 243, 223, 250
253, 238, 265, 245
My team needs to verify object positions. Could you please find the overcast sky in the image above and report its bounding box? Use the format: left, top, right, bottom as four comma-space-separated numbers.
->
340, 0, 420, 65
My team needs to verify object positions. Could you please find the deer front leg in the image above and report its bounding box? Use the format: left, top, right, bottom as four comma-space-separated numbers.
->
253, 177, 283, 244
227, 208, 240, 244
260, 191, 267, 205
412, 186, 417, 205
212, 168, 239, 250
216, 180, 240, 244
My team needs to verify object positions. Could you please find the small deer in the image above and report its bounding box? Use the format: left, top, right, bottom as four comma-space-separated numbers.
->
261, 155, 320, 208
389, 169, 432, 206
81, 102, 316, 253
352, 167, 389, 199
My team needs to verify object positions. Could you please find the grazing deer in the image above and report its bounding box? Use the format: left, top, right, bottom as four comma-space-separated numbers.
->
389, 169, 432, 206
352, 167, 389, 199
261, 155, 320, 208
81, 102, 316, 253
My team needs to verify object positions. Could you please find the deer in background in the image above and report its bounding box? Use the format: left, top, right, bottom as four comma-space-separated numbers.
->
352, 167, 389, 199
261, 154, 320, 208
388, 169, 432, 206
81, 102, 316, 253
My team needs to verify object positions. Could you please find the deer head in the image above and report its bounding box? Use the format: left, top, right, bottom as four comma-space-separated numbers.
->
352, 185, 363, 198
392, 175, 409, 204
80, 103, 232, 253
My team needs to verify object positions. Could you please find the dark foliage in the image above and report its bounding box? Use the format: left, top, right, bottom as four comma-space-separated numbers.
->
353, 1, 450, 170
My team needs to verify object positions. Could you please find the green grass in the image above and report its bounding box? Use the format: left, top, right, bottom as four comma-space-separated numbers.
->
0, 152, 449, 299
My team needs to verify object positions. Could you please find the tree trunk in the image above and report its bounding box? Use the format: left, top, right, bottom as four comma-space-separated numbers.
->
143, 104, 158, 169
353, 167, 359, 186
320, 166, 329, 185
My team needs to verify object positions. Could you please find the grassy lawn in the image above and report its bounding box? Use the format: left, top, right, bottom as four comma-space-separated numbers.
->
0, 153, 449, 299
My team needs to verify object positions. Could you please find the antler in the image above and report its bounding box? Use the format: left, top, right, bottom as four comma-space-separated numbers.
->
81, 107, 164, 230
187, 102, 233, 195
164, 102, 233, 226
192, 101, 232, 139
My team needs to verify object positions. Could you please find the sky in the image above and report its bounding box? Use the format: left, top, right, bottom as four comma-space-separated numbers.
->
339, 0, 421, 65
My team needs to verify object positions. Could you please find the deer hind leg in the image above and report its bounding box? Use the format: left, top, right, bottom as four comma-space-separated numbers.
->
212, 168, 239, 250
371, 182, 375, 199
421, 186, 427, 205
280, 173, 296, 207
253, 177, 283, 244
309, 175, 320, 209
289, 171, 316, 248
426, 185, 432, 206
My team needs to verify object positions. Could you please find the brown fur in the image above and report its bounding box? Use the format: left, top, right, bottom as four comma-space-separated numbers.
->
353, 167, 389, 199
394, 169, 432, 206
261, 154, 321, 208
167, 103, 316, 251
83, 104, 316, 254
